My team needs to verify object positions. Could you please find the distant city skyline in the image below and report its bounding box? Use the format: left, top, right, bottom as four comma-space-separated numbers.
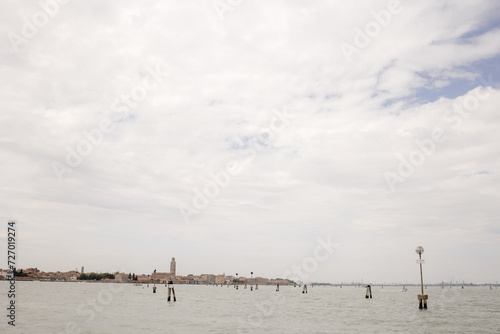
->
4, 265, 499, 286
1, 1, 500, 284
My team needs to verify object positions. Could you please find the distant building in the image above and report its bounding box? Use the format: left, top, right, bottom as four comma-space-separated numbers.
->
246, 277, 269, 285
81, 266, 84, 274
170, 258, 176, 278
152, 271, 171, 283
186, 275, 202, 284
0, 269, 9, 278
136, 274, 150, 282
24, 268, 40, 274
115, 273, 128, 283
215, 274, 226, 284
200, 274, 216, 284
144, 258, 177, 283
255, 277, 269, 285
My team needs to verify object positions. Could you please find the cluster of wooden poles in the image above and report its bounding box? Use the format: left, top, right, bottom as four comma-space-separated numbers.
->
147, 280, 176, 302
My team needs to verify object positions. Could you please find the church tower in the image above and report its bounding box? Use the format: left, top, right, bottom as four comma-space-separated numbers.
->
170, 257, 176, 278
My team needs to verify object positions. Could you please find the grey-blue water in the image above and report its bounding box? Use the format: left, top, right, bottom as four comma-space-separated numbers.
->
2, 281, 500, 333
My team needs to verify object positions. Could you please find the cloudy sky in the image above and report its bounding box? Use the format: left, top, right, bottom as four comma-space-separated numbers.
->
1, 0, 499, 284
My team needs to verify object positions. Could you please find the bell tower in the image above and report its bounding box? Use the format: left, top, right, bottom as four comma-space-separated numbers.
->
170, 257, 176, 278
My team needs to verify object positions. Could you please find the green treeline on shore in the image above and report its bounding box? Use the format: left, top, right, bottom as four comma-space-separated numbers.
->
79, 273, 115, 280
272, 278, 296, 284
14, 269, 28, 277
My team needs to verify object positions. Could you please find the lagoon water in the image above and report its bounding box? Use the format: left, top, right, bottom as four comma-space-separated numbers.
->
2, 281, 500, 333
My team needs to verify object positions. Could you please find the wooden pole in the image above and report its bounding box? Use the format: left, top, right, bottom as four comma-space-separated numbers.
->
364, 285, 372, 298
419, 253, 424, 309
419, 255, 424, 295
302, 284, 307, 294
153, 270, 156, 293
416, 247, 428, 309
167, 280, 176, 302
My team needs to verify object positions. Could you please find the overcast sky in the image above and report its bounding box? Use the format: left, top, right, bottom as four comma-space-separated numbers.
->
1, 0, 499, 284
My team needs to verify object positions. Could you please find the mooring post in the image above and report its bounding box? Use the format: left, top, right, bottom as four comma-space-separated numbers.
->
416, 246, 428, 309
364, 285, 372, 298
255, 283, 259, 290
167, 280, 176, 302
302, 284, 308, 294
245, 283, 247, 289
250, 285, 253, 291
276, 284, 279, 292
153, 286, 157, 293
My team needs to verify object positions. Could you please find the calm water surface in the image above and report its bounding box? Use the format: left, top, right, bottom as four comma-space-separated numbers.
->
2, 281, 500, 333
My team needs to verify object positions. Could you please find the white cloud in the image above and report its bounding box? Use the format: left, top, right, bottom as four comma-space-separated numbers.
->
0, 0, 499, 283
